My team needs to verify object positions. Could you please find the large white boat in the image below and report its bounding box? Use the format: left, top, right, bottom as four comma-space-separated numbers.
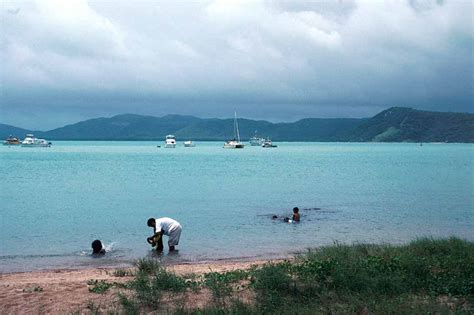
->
224, 112, 244, 149
184, 140, 195, 147
164, 135, 176, 148
21, 134, 51, 147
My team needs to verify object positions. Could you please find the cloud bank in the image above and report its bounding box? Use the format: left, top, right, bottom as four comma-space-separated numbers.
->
1, 0, 472, 129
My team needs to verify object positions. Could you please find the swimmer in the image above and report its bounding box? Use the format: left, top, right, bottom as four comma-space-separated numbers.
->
91, 239, 106, 256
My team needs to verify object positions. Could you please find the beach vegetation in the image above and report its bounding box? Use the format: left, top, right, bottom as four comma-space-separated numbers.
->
203, 269, 249, 302
120, 259, 188, 310
111, 238, 473, 314
112, 268, 134, 277
134, 258, 162, 274
22, 285, 43, 293
86, 300, 102, 314
87, 279, 114, 294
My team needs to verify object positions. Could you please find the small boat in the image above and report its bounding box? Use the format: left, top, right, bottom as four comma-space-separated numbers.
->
164, 135, 176, 148
3, 135, 21, 146
21, 134, 51, 147
249, 132, 264, 146
262, 138, 277, 148
184, 141, 195, 147
224, 112, 244, 149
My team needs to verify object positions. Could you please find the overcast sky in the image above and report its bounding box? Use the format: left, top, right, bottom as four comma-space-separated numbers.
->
1, 0, 472, 130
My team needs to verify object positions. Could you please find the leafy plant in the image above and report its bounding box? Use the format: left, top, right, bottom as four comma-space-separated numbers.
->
87, 279, 113, 294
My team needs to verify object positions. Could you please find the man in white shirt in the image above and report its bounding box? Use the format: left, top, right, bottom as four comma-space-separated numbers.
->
147, 217, 182, 252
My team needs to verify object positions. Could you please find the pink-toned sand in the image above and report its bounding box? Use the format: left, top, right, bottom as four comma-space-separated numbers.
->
0, 260, 277, 314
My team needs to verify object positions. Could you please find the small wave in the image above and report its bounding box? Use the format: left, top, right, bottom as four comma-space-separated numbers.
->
104, 241, 117, 253
0, 252, 78, 260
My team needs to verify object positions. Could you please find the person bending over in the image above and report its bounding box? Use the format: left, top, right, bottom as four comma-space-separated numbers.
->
147, 217, 182, 252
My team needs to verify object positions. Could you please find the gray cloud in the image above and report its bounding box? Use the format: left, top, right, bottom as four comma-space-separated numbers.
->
1, 0, 472, 130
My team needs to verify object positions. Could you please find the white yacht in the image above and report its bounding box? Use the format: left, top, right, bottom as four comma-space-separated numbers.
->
262, 138, 277, 148
184, 140, 195, 147
164, 135, 176, 148
249, 132, 264, 146
21, 134, 51, 147
224, 112, 244, 149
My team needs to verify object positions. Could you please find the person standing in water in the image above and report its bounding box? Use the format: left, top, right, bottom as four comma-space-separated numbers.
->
147, 217, 182, 252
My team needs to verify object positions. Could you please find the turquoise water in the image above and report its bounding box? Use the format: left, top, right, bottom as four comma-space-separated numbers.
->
1, 142, 473, 272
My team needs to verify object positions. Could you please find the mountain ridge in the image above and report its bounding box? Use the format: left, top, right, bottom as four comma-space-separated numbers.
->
1, 107, 473, 142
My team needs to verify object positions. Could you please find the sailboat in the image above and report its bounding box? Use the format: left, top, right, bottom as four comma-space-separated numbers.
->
223, 112, 245, 149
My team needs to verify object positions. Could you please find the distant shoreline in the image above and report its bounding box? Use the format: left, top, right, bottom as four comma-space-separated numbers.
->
3, 139, 472, 143
2, 107, 473, 143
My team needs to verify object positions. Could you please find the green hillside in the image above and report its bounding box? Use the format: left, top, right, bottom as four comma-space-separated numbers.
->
349, 107, 474, 142
1, 107, 473, 142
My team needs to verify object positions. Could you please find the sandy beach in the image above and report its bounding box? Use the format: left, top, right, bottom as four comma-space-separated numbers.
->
0, 259, 276, 314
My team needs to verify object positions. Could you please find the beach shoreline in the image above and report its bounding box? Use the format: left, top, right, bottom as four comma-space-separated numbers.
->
0, 258, 283, 314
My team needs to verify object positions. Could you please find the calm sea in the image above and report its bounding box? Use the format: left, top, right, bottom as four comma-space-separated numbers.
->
1, 142, 472, 272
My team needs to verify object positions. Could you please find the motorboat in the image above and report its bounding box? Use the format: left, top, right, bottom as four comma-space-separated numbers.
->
21, 134, 51, 147
184, 140, 195, 147
262, 138, 277, 148
249, 133, 264, 146
3, 135, 21, 146
223, 112, 245, 149
164, 135, 176, 148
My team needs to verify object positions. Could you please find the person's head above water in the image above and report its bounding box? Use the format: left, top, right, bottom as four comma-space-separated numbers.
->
147, 218, 156, 227
293, 207, 299, 213
91, 239, 104, 254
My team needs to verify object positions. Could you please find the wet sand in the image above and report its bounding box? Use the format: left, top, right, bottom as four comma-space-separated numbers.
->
0, 259, 279, 314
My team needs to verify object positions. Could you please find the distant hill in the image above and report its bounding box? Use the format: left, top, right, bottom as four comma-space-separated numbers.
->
348, 107, 474, 142
0, 124, 40, 138
1, 107, 473, 142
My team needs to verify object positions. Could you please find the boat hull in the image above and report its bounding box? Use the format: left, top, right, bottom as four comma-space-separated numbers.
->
21, 143, 51, 147
223, 144, 244, 149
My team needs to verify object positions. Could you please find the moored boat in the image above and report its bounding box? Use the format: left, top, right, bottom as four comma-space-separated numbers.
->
249, 133, 264, 146
21, 134, 51, 147
184, 140, 195, 147
223, 112, 244, 149
3, 135, 21, 146
262, 138, 277, 148
164, 135, 176, 148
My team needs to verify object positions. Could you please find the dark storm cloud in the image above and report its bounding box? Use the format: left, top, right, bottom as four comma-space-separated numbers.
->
1, 0, 472, 130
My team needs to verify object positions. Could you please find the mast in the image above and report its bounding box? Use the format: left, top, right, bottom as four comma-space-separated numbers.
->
235, 111, 241, 143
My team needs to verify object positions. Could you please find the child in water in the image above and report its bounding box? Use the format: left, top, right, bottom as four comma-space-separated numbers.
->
91, 239, 106, 256
283, 207, 300, 223
292, 207, 300, 222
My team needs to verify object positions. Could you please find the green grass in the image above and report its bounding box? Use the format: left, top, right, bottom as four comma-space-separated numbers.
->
119, 259, 188, 310
113, 238, 473, 314
87, 279, 114, 294
112, 268, 134, 277
204, 269, 249, 302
